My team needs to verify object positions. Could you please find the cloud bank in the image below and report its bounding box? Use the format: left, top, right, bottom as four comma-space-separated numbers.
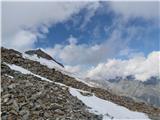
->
44, 29, 129, 66
109, 1, 159, 19
3, 1, 158, 51
2, 2, 92, 51
2, 1, 159, 81
87, 51, 160, 81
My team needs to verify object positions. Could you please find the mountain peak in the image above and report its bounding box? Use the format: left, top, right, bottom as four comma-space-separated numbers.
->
25, 49, 53, 60
25, 49, 64, 68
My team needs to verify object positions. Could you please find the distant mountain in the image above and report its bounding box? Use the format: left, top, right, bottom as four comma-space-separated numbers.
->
143, 76, 160, 85
85, 76, 160, 108
1, 47, 160, 120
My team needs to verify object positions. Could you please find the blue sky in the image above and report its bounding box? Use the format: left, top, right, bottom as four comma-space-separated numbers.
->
35, 4, 114, 47
2, 1, 160, 80
33, 2, 159, 58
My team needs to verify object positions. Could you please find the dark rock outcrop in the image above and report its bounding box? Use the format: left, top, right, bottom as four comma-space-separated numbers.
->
25, 49, 64, 68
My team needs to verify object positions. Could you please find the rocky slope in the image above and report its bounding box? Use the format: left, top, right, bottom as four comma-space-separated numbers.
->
1, 47, 160, 120
1, 63, 101, 120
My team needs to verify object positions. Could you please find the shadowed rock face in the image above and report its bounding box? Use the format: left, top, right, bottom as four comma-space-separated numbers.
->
25, 49, 64, 68
1, 47, 160, 120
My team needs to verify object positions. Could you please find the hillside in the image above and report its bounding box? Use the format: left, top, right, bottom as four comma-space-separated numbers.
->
1, 47, 160, 120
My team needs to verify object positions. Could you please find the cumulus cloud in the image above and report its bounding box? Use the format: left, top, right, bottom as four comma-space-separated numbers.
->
109, 1, 159, 19
65, 65, 83, 74
2, 1, 159, 82
87, 51, 160, 81
80, 2, 100, 29
2, 30, 38, 51
2, 2, 90, 51
2, 1, 158, 52
67, 35, 78, 45
2, 2, 89, 36
64, 65, 89, 77
44, 29, 129, 65
44, 21, 145, 66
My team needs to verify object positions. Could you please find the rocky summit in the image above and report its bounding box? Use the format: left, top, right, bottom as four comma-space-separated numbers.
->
1, 47, 160, 120
25, 49, 64, 68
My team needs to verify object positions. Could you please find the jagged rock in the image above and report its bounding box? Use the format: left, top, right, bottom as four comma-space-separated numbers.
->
80, 91, 93, 96
25, 49, 64, 68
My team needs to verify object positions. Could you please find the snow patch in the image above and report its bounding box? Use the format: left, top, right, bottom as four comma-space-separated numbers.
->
5, 63, 68, 87
23, 53, 63, 70
6, 64, 31, 74
5, 63, 52, 82
69, 87, 150, 120
5, 74, 14, 79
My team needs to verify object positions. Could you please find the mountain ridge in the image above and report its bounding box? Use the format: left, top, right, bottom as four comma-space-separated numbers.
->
25, 49, 64, 68
1, 47, 160, 120
85, 76, 160, 108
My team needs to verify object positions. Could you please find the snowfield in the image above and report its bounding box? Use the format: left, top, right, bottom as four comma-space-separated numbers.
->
69, 87, 150, 120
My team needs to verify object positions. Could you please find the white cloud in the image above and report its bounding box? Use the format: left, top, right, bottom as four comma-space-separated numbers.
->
43, 20, 147, 66
65, 65, 82, 74
2, 1, 158, 52
44, 22, 147, 66
80, 2, 100, 29
118, 48, 145, 59
2, 2, 90, 50
87, 51, 160, 81
2, 1, 159, 82
109, 1, 159, 19
2, 30, 38, 51
44, 29, 128, 65
64, 65, 89, 77
67, 35, 78, 45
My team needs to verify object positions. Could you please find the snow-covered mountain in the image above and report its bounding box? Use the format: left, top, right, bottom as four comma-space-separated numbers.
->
24, 49, 64, 69
1, 47, 160, 120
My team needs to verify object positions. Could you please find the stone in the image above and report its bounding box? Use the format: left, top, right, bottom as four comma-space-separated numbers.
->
54, 109, 65, 115
13, 100, 19, 112
49, 103, 63, 111
19, 109, 30, 120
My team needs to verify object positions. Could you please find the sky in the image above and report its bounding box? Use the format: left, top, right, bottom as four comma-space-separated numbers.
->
2, 1, 160, 81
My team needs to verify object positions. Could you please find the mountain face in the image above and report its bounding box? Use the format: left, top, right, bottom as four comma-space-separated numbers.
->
86, 76, 160, 108
25, 49, 64, 68
1, 47, 160, 120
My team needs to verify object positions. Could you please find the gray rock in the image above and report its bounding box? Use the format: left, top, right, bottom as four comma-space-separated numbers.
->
19, 109, 30, 120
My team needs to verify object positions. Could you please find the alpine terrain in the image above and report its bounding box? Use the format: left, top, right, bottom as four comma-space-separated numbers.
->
1, 47, 160, 120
